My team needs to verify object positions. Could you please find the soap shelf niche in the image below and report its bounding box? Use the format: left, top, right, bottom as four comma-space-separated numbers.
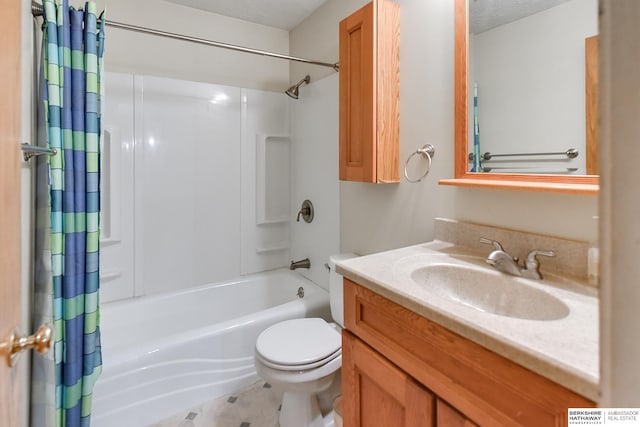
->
256, 134, 291, 225
100, 270, 123, 283
253, 133, 291, 261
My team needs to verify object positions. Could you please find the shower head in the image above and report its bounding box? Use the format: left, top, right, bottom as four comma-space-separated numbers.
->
285, 75, 311, 99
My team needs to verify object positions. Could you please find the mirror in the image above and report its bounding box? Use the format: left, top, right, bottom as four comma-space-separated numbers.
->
441, 0, 599, 193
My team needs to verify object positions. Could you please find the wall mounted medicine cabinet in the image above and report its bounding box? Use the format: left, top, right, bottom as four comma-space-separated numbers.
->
439, 0, 599, 194
339, 0, 400, 183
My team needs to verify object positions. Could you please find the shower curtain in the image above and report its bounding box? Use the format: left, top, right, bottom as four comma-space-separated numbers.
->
32, 1, 105, 426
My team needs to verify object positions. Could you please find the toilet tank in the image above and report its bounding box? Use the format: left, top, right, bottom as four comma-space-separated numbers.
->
328, 253, 358, 327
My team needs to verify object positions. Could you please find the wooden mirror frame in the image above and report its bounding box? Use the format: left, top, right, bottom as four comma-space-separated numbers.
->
438, 0, 599, 194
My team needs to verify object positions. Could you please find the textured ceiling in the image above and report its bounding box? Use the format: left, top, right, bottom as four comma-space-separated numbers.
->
164, 0, 330, 30
470, 0, 572, 34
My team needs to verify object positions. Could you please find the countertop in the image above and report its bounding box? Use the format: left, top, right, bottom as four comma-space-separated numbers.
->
335, 240, 599, 401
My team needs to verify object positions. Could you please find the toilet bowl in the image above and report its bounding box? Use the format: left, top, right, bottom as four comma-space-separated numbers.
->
254, 254, 357, 427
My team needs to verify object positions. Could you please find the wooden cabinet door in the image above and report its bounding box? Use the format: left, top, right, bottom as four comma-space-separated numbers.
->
437, 399, 478, 427
339, 2, 376, 182
342, 331, 435, 427
339, 0, 399, 183
585, 35, 599, 175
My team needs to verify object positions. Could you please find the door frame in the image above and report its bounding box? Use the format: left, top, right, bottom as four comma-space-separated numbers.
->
0, 0, 25, 424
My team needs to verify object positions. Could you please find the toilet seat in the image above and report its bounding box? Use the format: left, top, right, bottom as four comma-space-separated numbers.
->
255, 318, 341, 371
255, 352, 342, 387
256, 347, 341, 371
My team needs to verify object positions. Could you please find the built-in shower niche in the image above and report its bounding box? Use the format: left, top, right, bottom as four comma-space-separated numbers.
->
99, 129, 124, 285
257, 135, 290, 225
100, 72, 136, 303
255, 134, 291, 254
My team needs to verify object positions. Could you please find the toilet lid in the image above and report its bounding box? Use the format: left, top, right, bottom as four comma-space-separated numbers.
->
256, 347, 341, 371
256, 318, 341, 367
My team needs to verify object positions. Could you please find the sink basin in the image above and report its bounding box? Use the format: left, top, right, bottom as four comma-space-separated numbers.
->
410, 263, 570, 321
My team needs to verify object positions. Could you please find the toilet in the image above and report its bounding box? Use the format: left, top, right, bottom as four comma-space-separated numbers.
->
254, 254, 356, 427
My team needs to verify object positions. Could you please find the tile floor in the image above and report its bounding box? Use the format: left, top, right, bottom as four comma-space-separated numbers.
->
150, 381, 283, 427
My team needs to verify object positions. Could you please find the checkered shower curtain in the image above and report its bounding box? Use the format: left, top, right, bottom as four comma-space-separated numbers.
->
36, 1, 105, 426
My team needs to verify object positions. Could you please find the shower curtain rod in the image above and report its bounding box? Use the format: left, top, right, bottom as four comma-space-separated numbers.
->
31, 1, 340, 71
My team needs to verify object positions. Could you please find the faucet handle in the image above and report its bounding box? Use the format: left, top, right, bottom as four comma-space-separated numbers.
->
525, 249, 555, 268
479, 237, 504, 251
526, 249, 555, 261
523, 250, 555, 279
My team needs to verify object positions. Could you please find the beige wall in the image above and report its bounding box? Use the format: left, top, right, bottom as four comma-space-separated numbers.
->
289, 0, 365, 83
75, 0, 290, 90
290, 0, 598, 256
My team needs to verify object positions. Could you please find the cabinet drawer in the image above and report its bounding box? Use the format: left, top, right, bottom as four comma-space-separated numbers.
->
344, 279, 594, 427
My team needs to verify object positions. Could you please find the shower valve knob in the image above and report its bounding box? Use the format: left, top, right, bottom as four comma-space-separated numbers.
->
296, 200, 314, 223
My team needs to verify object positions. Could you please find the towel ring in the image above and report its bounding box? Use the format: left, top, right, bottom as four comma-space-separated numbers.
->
404, 144, 435, 183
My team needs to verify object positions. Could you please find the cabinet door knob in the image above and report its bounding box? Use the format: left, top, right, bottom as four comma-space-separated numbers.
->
0, 324, 53, 367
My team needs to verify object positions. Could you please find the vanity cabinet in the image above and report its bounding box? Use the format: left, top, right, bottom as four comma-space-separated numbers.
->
343, 331, 435, 426
437, 400, 478, 427
342, 279, 594, 426
338, 0, 400, 183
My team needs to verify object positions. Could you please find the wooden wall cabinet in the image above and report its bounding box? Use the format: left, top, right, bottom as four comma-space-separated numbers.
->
342, 279, 594, 426
339, 0, 400, 183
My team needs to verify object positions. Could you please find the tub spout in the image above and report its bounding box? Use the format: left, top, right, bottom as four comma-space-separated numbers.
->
290, 258, 311, 270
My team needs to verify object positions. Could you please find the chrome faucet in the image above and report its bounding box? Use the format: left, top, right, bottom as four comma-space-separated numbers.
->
480, 238, 555, 280
486, 249, 523, 277
290, 258, 311, 270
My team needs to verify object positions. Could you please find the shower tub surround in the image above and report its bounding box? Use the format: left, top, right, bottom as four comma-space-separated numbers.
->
92, 269, 330, 427
101, 72, 292, 303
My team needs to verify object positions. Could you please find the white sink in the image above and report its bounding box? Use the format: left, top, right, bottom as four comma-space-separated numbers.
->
410, 263, 570, 321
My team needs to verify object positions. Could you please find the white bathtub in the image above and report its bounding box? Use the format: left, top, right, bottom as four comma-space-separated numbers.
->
92, 269, 330, 427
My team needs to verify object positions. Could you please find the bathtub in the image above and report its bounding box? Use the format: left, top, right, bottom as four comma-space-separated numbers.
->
91, 269, 330, 427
